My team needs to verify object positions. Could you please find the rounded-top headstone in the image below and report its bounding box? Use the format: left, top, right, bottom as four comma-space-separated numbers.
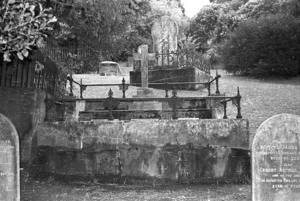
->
151, 16, 178, 53
252, 113, 300, 201
0, 113, 20, 201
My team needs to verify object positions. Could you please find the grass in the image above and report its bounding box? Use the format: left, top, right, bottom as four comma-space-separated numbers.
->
21, 68, 300, 201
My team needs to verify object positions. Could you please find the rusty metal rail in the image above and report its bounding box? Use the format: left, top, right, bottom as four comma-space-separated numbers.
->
66, 73, 221, 99
47, 86, 242, 121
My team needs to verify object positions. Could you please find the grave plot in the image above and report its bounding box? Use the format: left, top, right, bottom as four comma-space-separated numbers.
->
34, 53, 250, 184
130, 16, 212, 90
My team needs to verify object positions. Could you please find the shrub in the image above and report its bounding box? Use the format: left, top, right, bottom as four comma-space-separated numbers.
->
218, 14, 300, 76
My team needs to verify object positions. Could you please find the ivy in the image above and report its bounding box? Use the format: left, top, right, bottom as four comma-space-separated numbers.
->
0, 0, 57, 61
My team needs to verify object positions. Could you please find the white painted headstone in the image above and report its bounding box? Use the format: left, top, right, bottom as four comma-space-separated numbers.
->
0, 113, 20, 201
252, 113, 300, 201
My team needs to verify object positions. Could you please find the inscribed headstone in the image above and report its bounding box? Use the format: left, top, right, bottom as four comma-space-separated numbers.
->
151, 16, 178, 66
0, 113, 20, 201
252, 113, 300, 201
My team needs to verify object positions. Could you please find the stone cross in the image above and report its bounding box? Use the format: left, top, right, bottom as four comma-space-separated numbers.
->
252, 113, 300, 201
0, 113, 20, 201
133, 45, 155, 88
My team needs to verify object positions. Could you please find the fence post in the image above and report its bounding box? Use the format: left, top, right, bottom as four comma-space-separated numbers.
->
79, 79, 87, 99
103, 89, 120, 120
67, 75, 73, 96
223, 101, 228, 119
164, 82, 169, 98
215, 71, 221, 95
119, 77, 129, 98
204, 83, 211, 96
236, 87, 242, 119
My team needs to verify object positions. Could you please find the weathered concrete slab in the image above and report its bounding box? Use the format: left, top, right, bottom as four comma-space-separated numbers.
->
252, 114, 300, 201
37, 119, 249, 149
0, 113, 20, 201
34, 119, 250, 183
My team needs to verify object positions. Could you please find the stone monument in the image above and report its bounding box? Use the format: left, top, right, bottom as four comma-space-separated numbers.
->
131, 44, 162, 110
151, 16, 178, 66
252, 113, 300, 201
0, 113, 20, 201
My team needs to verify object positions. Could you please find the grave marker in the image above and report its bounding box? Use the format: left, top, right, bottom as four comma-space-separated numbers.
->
252, 113, 300, 201
133, 45, 155, 88
151, 16, 178, 54
0, 113, 20, 201
151, 16, 178, 66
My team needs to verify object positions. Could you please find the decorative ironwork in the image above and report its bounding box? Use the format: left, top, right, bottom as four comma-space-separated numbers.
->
164, 82, 169, 98
215, 70, 221, 95
67, 75, 74, 96
220, 87, 242, 119
119, 77, 129, 98
204, 83, 211, 96
80, 79, 87, 99
168, 87, 184, 120
236, 87, 242, 119
103, 89, 120, 120
222, 101, 228, 119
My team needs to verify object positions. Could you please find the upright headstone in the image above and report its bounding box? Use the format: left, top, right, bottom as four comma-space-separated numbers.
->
0, 113, 20, 201
252, 113, 300, 201
151, 16, 178, 66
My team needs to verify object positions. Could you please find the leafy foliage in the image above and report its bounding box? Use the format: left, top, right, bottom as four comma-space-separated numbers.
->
188, 3, 241, 53
0, 0, 57, 61
219, 14, 300, 76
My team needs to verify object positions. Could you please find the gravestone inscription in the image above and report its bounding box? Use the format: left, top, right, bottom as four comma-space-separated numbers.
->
252, 113, 300, 201
0, 113, 20, 201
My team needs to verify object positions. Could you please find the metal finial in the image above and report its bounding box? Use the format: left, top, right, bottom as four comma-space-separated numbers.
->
122, 77, 125, 84
108, 88, 113, 98
237, 87, 240, 96
172, 86, 177, 97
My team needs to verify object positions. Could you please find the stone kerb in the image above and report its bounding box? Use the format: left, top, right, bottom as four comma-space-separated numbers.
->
0, 113, 20, 201
252, 113, 300, 201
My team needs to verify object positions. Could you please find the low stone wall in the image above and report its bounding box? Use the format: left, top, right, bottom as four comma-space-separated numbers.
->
130, 68, 212, 90
34, 119, 250, 183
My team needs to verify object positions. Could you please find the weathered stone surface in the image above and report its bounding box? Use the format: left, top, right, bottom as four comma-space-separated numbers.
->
151, 16, 178, 55
252, 114, 300, 201
0, 113, 20, 201
130, 67, 212, 90
37, 119, 249, 149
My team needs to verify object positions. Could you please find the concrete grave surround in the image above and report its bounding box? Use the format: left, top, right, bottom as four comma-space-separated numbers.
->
35, 119, 250, 183
0, 113, 20, 201
252, 113, 300, 201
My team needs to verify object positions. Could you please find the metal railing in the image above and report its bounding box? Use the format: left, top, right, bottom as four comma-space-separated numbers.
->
134, 50, 211, 75
47, 84, 242, 121
66, 73, 221, 99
